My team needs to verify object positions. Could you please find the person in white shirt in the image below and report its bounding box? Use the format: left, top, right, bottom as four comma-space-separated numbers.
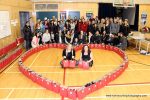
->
70, 20, 75, 30
42, 29, 51, 44
58, 30, 62, 43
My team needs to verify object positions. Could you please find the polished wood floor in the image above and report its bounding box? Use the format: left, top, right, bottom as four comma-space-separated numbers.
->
0, 47, 150, 100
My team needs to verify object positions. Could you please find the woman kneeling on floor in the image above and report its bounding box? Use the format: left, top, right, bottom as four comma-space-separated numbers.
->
61, 44, 76, 67
80, 45, 93, 67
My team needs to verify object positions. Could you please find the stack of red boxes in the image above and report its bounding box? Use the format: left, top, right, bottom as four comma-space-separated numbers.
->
78, 61, 89, 69
62, 60, 76, 68
17, 43, 129, 100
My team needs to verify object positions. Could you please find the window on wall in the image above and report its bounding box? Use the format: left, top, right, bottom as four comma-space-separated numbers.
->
0, 11, 11, 39
68, 11, 80, 19
36, 12, 58, 20
35, 4, 58, 11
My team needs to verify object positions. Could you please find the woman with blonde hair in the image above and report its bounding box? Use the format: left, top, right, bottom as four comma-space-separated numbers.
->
62, 44, 75, 60
61, 44, 76, 68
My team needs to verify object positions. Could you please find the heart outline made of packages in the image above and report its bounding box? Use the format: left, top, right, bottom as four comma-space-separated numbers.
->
18, 43, 128, 100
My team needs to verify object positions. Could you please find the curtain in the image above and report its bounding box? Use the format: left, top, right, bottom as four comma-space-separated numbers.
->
98, 3, 117, 19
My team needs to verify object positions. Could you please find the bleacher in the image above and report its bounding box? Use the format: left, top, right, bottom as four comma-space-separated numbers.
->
0, 37, 24, 72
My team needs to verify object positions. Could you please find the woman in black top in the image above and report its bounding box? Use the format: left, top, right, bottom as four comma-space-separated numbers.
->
62, 44, 75, 60
105, 20, 110, 34
123, 20, 130, 37
61, 44, 76, 68
80, 45, 93, 67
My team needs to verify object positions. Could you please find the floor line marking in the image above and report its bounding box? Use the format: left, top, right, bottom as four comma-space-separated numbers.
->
61, 68, 66, 100
1, 94, 150, 100
6, 64, 143, 68
6, 68, 150, 74
133, 69, 150, 70
63, 68, 66, 85
29, 51, 42, 68
0, 88, 44, 90
5, 89, 14, 100
4, 61, 18, 73
128, 66, 134, 71
4, 70, 116, 74
69, 82, 150, 88
1, 82, 150, 90
107, 84, 150, 87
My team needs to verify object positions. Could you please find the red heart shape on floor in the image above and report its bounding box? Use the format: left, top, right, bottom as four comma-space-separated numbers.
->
18, 43, 128, 100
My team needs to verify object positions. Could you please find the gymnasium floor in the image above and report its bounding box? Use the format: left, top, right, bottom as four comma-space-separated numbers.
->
0, 47, 150, 100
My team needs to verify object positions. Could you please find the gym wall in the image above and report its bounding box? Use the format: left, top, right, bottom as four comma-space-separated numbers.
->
32, 2, 98, 21
139, 4, 150, 29
0, 0, 32, 48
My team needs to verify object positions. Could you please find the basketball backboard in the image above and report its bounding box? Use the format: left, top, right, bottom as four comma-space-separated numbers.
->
113, 0, 135, 8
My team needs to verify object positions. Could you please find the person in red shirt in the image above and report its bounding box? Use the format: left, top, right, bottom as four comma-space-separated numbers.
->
81, 19, 88, 33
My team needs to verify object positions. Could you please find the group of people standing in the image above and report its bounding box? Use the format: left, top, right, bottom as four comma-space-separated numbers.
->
23, 16, 130, 51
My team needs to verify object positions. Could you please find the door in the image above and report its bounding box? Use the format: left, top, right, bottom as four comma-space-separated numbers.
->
19, 12, 30, 36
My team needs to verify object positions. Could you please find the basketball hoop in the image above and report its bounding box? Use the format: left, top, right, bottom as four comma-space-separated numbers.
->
123, 0, 129, 8
113, 0, 135, 8
124, 6, 128, 9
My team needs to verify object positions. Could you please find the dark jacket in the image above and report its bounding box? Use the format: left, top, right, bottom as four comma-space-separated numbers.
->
87, 24, 94, 34
105, 25, 110, 34
123, 25, 130, 37
23, 25, 32, 41
94, 34, 102, 44
62, 49, 75, 60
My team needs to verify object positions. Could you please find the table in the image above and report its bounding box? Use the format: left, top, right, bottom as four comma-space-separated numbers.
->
139, 40, 150, 54
129, 36, 145, 51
